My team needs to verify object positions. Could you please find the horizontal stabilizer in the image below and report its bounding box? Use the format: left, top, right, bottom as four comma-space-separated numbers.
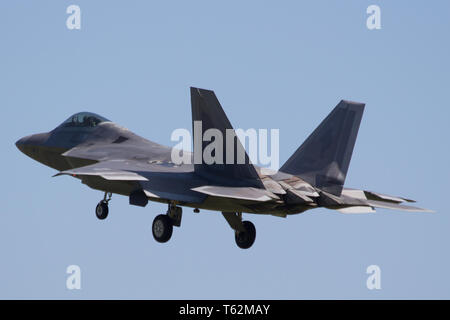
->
335, 188, 431, 212
366, 200, 433, 213
364, 190, 415, 203
191, 185, 279, 202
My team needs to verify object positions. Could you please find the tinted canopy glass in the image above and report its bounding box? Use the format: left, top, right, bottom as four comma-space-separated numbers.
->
60, 112, 110, 128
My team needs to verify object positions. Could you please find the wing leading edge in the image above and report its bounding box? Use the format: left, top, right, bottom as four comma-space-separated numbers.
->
54, 161, 149, 181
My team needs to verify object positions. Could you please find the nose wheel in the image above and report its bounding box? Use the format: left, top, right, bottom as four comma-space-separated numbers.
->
95, 192, 111, 220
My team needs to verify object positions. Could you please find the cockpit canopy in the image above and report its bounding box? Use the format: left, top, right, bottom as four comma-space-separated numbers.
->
59, 112, 110, 128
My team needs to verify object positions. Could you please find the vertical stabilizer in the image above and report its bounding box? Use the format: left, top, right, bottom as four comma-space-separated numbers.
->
280, 100, 365, 196
190, 87, 264, 188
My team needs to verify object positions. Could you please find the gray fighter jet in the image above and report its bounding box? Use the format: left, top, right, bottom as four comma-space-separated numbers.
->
16, 87, 431, 249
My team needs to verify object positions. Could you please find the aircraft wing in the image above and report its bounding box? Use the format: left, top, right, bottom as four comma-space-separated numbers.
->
54, 160, 208, 204
53, 160, 149, 181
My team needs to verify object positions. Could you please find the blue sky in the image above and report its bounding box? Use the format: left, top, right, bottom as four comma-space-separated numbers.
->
1, 1, 449, 299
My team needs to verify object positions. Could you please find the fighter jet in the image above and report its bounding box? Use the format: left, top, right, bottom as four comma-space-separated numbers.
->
16, 87, 431, 249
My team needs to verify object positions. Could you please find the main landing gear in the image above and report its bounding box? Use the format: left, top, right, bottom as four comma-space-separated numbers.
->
152, 203, 182, 243
235, 221, 256, 249
222, 212, 256, 249
95, 192, 112, 220
94, 194, 255, 249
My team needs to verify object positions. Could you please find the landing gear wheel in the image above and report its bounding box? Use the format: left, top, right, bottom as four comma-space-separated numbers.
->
152, 214, 173, 243
95, 201, 109, 220
235, 220, 256, 249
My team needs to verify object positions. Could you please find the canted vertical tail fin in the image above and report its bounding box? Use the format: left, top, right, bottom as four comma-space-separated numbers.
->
280, 100, 365, 196
190, 87, 264, 188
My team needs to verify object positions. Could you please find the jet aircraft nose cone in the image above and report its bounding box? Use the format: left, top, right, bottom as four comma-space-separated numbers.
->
15, 132, 50, 156
15, 135, 30, 153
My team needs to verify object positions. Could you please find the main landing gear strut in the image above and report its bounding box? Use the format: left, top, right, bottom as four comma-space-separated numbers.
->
95, 192, 112, 220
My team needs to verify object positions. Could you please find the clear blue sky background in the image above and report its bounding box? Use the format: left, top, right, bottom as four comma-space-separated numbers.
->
1, 1, 449, 299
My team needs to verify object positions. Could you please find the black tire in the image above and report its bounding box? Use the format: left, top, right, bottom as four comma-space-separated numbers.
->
95, 201, 109, 220
152, 214, 173, 243
235, 220, 256, 249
